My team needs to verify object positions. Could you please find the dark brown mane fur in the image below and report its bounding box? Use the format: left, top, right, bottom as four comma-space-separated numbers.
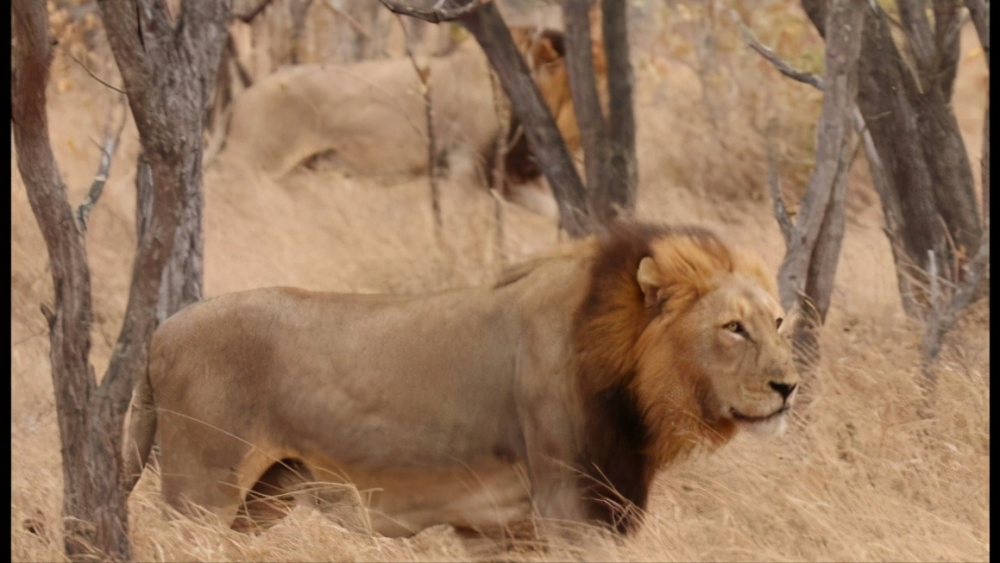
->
572, 222, 735, 533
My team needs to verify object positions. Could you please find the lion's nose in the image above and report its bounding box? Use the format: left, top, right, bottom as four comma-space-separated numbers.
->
769, 381, 797, 400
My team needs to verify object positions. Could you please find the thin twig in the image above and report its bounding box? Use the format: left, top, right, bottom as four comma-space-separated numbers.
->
396, 14, 442, 234
68, 53, 126, 94
235, 0, 276, 23
375, 0, 484, 24
731, 10, 824, 91
77, 96, 128, 230
764, 119, 794, 246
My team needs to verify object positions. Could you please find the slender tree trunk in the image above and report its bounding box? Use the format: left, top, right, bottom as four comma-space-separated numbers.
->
561, 0, 610, 213
776, 0, 862, 369
457, 2, 597, 237
600, 0, 638, 217
12, 3, 108, 556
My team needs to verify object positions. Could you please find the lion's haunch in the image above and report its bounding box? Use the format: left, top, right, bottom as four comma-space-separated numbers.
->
124, 222, 799, 537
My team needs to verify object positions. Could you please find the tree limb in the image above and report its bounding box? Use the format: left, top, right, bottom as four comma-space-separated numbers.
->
67, 53, 127, 94
375, 0, 486, 24
732, 10, 823, 91
77, 96, 128, 230
921, 227, 990, 384
561, 0, 609, 210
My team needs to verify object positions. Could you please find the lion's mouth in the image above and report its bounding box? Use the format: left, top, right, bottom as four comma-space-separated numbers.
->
730, 406, 789, 424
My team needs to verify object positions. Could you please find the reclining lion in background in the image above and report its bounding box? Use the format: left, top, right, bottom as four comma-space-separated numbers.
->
219, 26, 603, 217
124, 222, 799, 538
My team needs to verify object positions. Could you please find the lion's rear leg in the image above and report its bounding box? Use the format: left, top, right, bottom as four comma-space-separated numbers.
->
157, 414, 274, 529
233, 459, 313, 533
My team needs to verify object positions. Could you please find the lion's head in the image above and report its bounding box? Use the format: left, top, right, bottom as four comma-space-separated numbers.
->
575, 224, 798, 505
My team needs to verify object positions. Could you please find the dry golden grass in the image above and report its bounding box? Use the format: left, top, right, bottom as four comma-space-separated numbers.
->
12, 3, 988, 562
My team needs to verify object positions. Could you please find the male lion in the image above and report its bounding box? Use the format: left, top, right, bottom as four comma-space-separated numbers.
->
220, 26, 602, 217
125, 222, 798, 537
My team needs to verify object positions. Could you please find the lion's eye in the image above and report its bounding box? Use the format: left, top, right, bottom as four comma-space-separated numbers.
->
724, 321, 746, 335
776, 317, 784, 330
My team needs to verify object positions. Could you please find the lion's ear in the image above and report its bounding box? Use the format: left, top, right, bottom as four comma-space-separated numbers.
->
637, 256, 663, 308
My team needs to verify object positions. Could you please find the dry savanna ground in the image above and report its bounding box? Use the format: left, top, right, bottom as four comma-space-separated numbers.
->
11, 2, 989, 562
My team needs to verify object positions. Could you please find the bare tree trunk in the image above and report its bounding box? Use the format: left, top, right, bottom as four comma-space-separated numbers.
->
600, 0, 638, 217
456, 2, 597, 237
13, 1, 228, 559
802, 0, 983, 317
775, 0, 863, 369
100, 0, 228, 318
136, 155, 204, 323
561, 0, 610, 213
966, 0, 989, 230
13, 3, 106, 556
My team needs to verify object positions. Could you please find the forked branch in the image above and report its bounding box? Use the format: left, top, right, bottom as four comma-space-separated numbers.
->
921, 227, 990, 383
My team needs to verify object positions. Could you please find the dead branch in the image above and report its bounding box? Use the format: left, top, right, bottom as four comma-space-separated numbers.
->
396, 14, 442, 234
921, 227, 990, 385
77, 96, 128, 230
67, 53, 127, 94
376, 0, 486, 24
764, 119, 794, 246
732, 11, 823, 91
235, 0, 277, 23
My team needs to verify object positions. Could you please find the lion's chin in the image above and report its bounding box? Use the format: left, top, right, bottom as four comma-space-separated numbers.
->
729, 407, 789, 438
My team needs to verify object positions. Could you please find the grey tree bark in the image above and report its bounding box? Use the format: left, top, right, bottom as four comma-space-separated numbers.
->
600, 0, 638, 218
13, 0, 228, 559
561, 0, 610, 214
965, 0, 989, 229
801, 0, 984, 318
774, 0, 863, 369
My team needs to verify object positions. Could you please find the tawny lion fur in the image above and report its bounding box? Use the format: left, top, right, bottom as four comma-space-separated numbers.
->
219, 26, 605, 218
124, 222, 798, 537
